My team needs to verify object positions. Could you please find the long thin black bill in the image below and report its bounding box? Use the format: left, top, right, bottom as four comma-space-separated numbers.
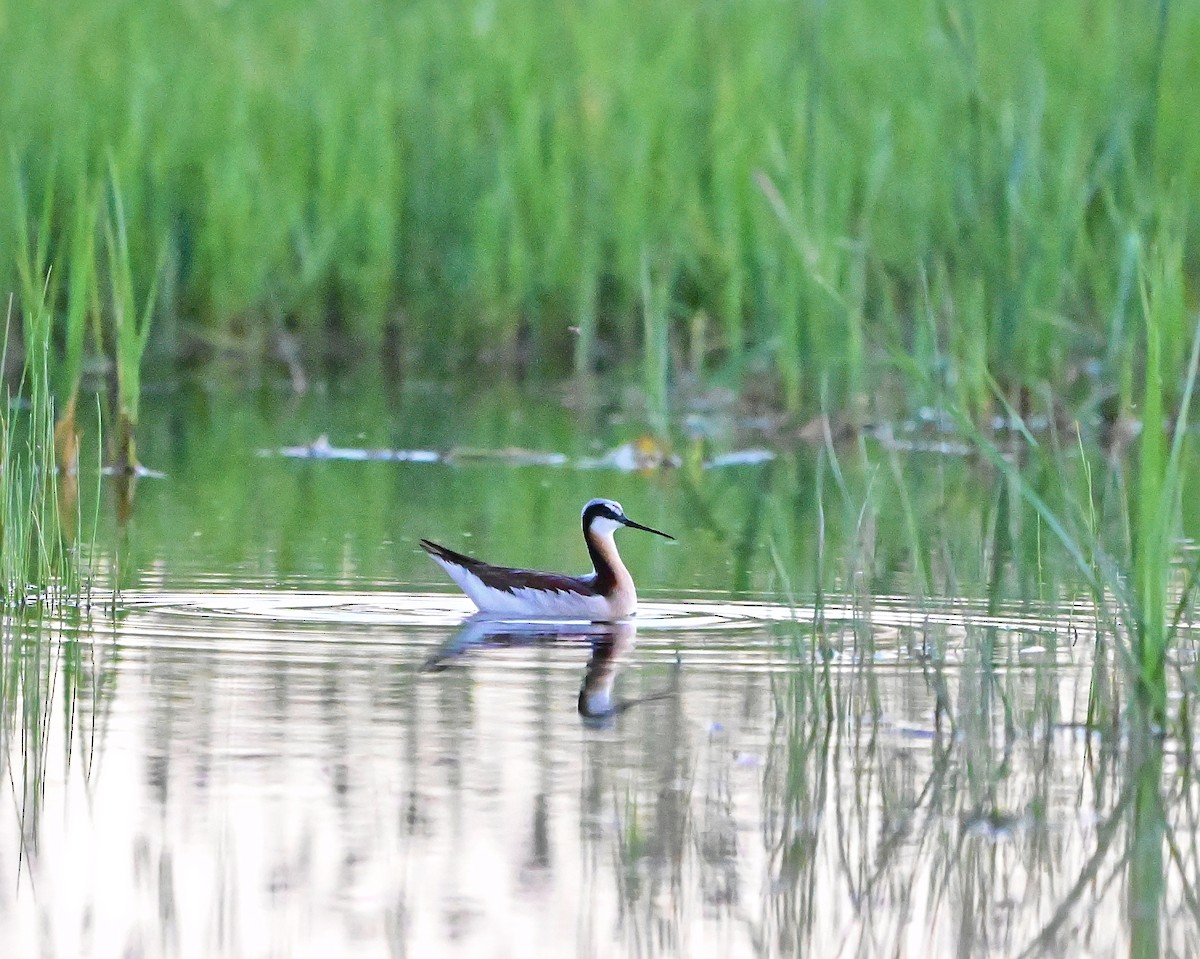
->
622, 517, 675, 540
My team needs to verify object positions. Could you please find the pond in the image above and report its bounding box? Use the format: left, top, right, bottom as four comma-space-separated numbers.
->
1, 376, 1197, 957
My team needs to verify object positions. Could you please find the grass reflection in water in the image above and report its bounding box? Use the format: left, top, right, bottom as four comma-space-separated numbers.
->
0, 590, 1195, 956
2, 380, 1200, 955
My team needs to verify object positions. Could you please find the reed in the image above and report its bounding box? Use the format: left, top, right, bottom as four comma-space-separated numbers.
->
2, 163, 97, 609
922, 242, 1200, 731
0, 0, 1195, 412
102, 170, 160, 474
0, 296, 87, 611
639, 252, 670, 432
1130, 242, 1196, 726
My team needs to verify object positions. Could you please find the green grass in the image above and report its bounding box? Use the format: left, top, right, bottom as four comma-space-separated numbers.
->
0, 0, 1197, 413
0, 297, 91, 612
102, 169, 160, 472
1131, 242, 1197, 726
2, 176, 100, 609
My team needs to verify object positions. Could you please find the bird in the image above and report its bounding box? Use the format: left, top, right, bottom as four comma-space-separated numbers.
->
420, 498, 674, 620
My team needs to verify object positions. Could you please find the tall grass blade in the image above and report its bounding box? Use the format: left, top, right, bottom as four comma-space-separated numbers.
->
103, 166, 162, 473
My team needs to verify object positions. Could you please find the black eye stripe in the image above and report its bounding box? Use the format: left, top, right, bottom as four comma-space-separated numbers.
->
584, 502, 623, 524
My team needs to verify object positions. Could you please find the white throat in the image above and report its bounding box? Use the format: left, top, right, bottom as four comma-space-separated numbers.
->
588, 515, 623, 538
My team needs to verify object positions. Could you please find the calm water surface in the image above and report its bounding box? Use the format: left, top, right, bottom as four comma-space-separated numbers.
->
2, 379, 1198, 957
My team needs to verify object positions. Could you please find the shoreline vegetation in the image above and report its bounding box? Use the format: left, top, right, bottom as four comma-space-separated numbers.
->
0, 0, 1196, 419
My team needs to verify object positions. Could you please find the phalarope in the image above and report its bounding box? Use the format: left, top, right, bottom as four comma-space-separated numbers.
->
420, 498, 673, 620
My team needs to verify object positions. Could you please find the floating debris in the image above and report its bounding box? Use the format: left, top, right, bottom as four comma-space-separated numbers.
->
578, 436, 680, 471
870, 425, 974, 456
264, 433, 775, 472
704, 449, 775, 468
101, 462, 167, 478
265, 435, 440, 462
442, 446, 568, 467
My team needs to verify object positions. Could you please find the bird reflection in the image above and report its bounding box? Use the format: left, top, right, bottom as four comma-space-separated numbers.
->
421, 616, 675, 724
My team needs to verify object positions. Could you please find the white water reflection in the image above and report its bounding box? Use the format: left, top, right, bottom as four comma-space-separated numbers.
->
1, 593, 1197, 957
116, 588, 1097, 634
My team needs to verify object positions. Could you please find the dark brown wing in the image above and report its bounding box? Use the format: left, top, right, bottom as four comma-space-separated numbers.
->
420, 539, 599, 596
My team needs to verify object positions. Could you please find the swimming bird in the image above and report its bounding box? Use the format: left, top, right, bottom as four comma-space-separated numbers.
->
420, 498, 673, 620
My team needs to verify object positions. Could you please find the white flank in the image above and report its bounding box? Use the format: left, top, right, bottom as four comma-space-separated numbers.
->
430, 555, 619, 620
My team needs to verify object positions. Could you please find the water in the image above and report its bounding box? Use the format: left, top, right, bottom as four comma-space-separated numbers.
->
2, 378, 1198, 957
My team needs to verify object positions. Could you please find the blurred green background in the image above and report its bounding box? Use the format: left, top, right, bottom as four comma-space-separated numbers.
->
3, 0, 1197, 417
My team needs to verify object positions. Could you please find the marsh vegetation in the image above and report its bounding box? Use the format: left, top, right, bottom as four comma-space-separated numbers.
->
2, 0, 1200, 954
1, 0, 1197, 412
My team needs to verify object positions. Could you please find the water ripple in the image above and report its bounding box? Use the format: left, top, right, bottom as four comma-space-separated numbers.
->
112, 588, 1094, 637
